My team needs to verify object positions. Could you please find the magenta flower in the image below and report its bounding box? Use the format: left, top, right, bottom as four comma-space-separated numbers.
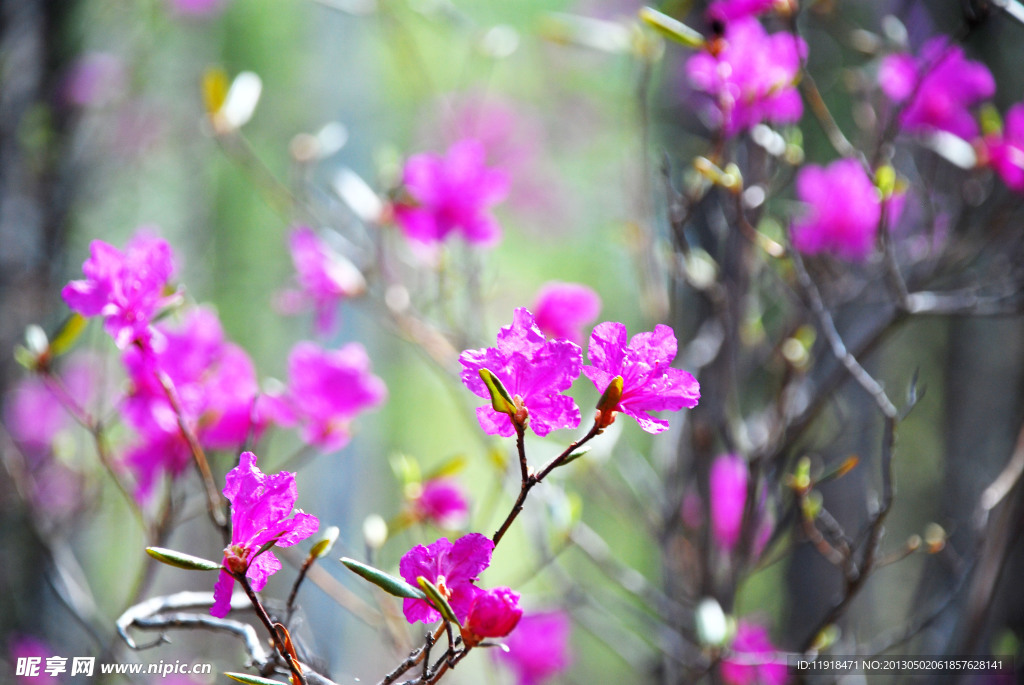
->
532, 281, 602, 346
461, 587, 523, 647
410, 478, 470, 528
271, 341, 387, 452
11, 636, 59, 685
393, 139, 509, 255
582, 322, 700, 434
121, 308, 267, 499
280, 225, 365, 335
686, 18, 805, 135
720, 621, 788, 685
494, 610, 572, 685
212, 451, 319, 618
707, 0, 777, 23
399, 533, 493, 624
790, 158, 895, 261
710, 454, 748, 552
459, 308, 583, 437
983, 103, 1024, 193
61, 230, 178, 350
879, 39, 995, 140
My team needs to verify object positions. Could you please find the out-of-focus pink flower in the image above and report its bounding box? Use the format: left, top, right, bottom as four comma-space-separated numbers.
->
459, 308, 583, 438
461, 586, 523, 646
61, 230, 179, 350
494, 610, 572, 685
279, 226, 366, 335
686, 18, 805, 135
983, 103, 1024, 193
11, 636, 59, 685
121, 307, 266, 499
212, 451, 319, 618
399, 534, 494, 624
710, 454, 748, 552
790, 158, 900, 261
409, 478, 470, 528
62, 52, 125, 108
393, 139, 509, 255
167, 0, 227, 16
720, 621, 788, 685
582, 322, 700, 434
271, 341, 387, 452
879, 39, 995, 140
532, 281, 602, 346
707, 0, 778, 23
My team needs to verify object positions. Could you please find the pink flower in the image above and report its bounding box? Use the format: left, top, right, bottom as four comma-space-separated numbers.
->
281, 226, 365, 335
459, 308, 583, 438
720, 621, 788, 685
399, 534, 494, 624
582, 322, 700, 434
686, 18, 805, 135
121, 308, 267, 499
272, 341, 387, 452
212, 451, 319, 618
410, 478, 470, 528
11, 636, 59, 685
393, 139, 509, 254
532, 281, 602, 346
879, 39, 995, 140
61, 230, 178, 350
983, 103, 1024, 192
789, 158, 899, 261
707, 0, 777, 23
461, 587, 523, 646
710, 454, 748, 551
494, 610, 572, 685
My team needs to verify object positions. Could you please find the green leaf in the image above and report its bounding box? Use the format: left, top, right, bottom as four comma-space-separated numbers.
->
145, 547, 222, 572
340, 557, 426, 600
639, 7, 704, 48
224, 673, 285, 685
310, 526, 340, 559
425, 454, 467, 480
49, 313, 87, 357
417, 576, 461, 627
561, 444, 592, 466
479, 369, 516, 415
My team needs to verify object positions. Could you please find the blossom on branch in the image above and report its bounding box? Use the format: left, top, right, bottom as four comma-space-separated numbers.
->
582, 322, 700, 434
212, 451, 319, 618
393, 138, 509, 256
459, 308, 582, 437
279, 225, 365, 335
61, 230, 179, 350
532, 281, 602, 346
408, 477, 470, 529
879, 39, 995, 140
461, 586, 523, 646
398, 534, 494, 624
685, 17, 805, 136
494, 610, 572, 685
983, 103, 1024, 193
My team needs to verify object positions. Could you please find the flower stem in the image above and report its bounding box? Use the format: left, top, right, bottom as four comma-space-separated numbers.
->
236, 573, 307, 685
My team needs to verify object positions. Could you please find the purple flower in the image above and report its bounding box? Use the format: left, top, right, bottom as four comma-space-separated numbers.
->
686, 18, 805, 135
398, 533, 494, 624
62, 52, 125, 108
461, 586, 523, 647
280, 225, 366, 335
790, 158, 894, 261
410, 478, 470, 529
532, 281, 602, 346
121, 308, 267, 499
983, 103, 1024, 193
494, 610, 572, 685
707, 0, 777, 23
582, 322, 700, 434
459, 308, 583, 437
879, 39, 995, 140
212, 451, 319, 618
11, 636, 59, 685
61, 230, 179, 350
720, 620, 788, 685
393, 139, 509, 255
272, 341, 387, 452
710, 454, 748, 552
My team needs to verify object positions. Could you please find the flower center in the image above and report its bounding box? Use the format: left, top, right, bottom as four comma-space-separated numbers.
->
223, 543, 250, 576
435, 574, 453, 600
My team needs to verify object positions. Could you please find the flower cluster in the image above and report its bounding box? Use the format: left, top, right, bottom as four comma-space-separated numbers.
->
212, 451, 319, 618
460, 309, 700, 437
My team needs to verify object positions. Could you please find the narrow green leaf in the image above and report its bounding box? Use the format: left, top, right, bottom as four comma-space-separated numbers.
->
224, 673, 285, 685
145, 547, 222, 572
14, 346, 36, 371
479, 368, 516, 415
639, 7, 704, 48
417, 576, 461, 627
425, 454, 468, 480
561, 444, 593, 466
340, 557, 426, 600
49, 313, 87, 357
